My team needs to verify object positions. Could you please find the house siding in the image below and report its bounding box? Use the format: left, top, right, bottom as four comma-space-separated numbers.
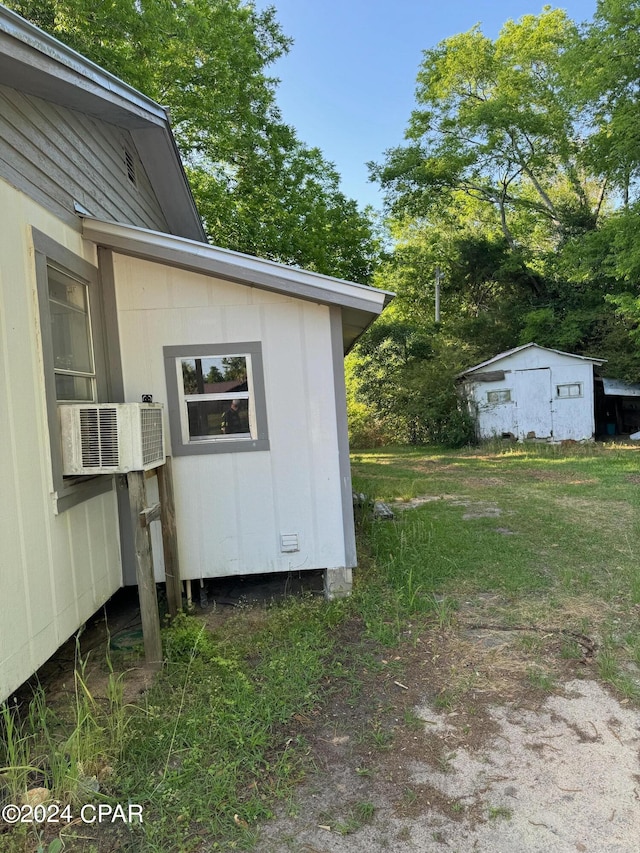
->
0, 83, 169, 232
111, 252, 348, 580
0, 179, 122, 701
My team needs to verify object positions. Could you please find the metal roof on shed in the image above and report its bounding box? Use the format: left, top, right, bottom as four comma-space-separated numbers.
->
602, 378, 640, 397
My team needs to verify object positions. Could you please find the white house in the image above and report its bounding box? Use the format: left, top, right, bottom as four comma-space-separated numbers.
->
458, 344, 605, 442
0, 5, 391, 701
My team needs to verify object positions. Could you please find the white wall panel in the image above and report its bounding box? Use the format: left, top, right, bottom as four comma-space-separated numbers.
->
468, 348, 597, 442
113, 253, 348, 580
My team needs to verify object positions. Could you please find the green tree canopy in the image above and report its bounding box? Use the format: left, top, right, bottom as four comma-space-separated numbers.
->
350, 3, 640, 446
370, 8, 608, 249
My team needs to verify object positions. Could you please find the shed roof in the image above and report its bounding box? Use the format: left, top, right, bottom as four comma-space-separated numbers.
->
82, 217, 393, 353
457, 343, 605, 379
602, 377, 640, 397
0, 3, 205, 241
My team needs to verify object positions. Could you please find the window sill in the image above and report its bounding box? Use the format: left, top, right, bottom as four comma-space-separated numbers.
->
174, 437, 270, 456
54, 475, 114, 514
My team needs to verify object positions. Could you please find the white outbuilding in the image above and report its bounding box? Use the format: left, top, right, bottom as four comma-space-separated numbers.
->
458, 344, 605, 442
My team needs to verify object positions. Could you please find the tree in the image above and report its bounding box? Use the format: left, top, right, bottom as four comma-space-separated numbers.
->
568, 0, 640, 204
7, 0, 378, 280
353, 5, 640, 447
370, 9, 607, 251
347, 311, 475, 447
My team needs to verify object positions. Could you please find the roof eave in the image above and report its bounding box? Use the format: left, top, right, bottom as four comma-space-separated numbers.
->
458, 343, 606, 378
82, 217, 393, 350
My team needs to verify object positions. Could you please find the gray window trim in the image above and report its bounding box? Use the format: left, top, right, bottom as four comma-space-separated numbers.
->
32, 228, 113, 512
164, 342, 269, 455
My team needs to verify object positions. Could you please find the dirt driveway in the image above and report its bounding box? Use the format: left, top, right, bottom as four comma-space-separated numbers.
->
258, 601, 640, 852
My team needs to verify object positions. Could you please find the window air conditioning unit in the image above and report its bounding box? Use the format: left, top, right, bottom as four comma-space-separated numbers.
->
59, 403, 165, 475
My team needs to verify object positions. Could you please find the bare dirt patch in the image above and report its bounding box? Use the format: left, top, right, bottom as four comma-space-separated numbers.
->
259, 608, 640, 852
393, 494, 506, 520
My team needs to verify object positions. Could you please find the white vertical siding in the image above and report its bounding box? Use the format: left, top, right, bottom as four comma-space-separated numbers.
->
469, 348, 597, 441
550, 363, 596, 440
112, 253, 347, 580
0, 179, 122, 700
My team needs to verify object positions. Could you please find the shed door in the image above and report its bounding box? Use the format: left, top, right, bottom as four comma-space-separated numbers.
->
514, 368, 553, 439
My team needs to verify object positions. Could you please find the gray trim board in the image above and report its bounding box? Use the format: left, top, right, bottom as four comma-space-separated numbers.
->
130, 127, 204, 241
164, 342, 270, 456
330, 306, 357, 568
0, 6, 166, 124
96, 248, 125, 403
84, 224, 385, 312
32, 228, 114, 511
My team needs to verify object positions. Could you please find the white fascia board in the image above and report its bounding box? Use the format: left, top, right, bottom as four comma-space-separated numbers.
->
457, 343, 605, 378
82, 217, 393, 315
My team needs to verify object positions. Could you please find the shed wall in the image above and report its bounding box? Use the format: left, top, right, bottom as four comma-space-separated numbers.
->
111, 253, 349, 579
467, 349, 597, 441
0, 179, 122, 700
0, 83, 168, 232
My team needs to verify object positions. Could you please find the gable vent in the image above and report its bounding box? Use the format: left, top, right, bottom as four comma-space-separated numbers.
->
124, 147, 137, 186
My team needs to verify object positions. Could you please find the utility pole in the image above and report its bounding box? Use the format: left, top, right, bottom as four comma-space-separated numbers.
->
434, 266, 443, 323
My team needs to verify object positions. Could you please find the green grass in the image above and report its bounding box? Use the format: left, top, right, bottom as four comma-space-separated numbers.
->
352, 442, 639, 605
351, 441, 640, 696
2, 440, 639, 851
1, 598, 348, 852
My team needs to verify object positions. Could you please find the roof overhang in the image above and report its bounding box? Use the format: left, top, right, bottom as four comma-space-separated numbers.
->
0, 4, 205, 241
601, 377, 640, 397
457, 343, 606, 379
82, 217, 393, 353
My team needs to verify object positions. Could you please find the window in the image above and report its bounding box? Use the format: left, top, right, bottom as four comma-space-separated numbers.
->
487, 389, 511, 404
33, 229, 111, 511
556, 383, 582, 398
182, 355, 251, 440
164, 342, 269, 455
48, 265, 96, 402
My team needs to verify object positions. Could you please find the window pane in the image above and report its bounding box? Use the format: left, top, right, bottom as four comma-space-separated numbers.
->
55, 374, 94, 402
557, 384, 581, 398
187, 399, 250, 438
181, 356, 248, 395
48, 269, 93, 375
487, 389, 510, 403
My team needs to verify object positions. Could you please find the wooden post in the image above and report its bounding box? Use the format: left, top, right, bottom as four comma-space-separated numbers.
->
157, 457, 182, 617
127, 470, 162, 669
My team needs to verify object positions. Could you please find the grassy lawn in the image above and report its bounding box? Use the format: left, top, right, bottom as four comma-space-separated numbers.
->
2, 440, 639, 852
352, 441, 640, 680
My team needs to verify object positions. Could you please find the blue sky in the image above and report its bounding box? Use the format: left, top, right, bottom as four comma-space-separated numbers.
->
258, 1, 599, 210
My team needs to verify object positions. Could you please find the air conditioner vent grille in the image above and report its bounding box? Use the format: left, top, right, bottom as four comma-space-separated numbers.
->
140, 407, 163, 466
79, 406, 119, 468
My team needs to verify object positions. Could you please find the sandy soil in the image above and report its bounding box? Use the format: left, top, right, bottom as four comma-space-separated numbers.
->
259, 615, 640, 853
